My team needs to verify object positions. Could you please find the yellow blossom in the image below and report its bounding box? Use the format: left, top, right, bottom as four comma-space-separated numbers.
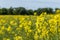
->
7, 26, 12, 32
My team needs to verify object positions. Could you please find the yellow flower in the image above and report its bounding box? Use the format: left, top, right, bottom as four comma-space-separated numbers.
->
1, 19, 6, 23
50, 27, 56, 34
58, 28, 60, 32
3, 38, 10, 40
37, 29, 41, 33
1, 26, 5, 30
40, 35, 43, 39
34, 12, 37, 15
19, 24, 23, 28
49, 19, 56, 24
7, 39, 10, 40
7, 26, 11, 32
14, 36, 22, 40
45, 30, 49, 36
28, 29, 32, 33
0, 30, 3, 34
27, 32, 29, 36
34, 32, 38, 40
28, 21, 32, 25
24, 26, 29, 30
10, 20, 17, 25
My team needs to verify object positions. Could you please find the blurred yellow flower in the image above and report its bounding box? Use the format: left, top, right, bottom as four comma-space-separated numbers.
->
14, 36, 22, 40
28, 21, 32, 25
3, 38, 10, 40
0, 30, 3, 34
7, 26, 12, 32
28, 29, 32, 33
34, 32, 38, 40
1, 26, 5, 30
10, 20, 17, 25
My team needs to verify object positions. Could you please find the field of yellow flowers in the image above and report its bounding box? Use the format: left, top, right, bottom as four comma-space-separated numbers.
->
0, 13, 60, 40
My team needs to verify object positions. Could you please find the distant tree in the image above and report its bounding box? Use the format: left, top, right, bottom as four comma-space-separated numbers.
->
0, 7, 56, 15
41, 8, 48, 12
8, 7, 13, 15
47, 8, 53, 14
36, 8, 42, 15
55, 8, 59, 10
2, 8, 8, 15
0, 9, 2, 15
12, 8, 18, 15
41, 8, 53, 14
27, 9, 34, 15
14, 7, 28, 15
14, 8, 19, 15
55, 8, 60, 13
19, 7, 28, 15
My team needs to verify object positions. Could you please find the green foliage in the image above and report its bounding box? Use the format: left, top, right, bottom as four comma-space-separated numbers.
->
8, 7, 13, 15
27, 9, 34, 15
1, 8, 8, 15
0, 7, 59, 15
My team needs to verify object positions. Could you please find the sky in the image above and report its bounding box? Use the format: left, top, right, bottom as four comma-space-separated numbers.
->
0, 0, 60, 10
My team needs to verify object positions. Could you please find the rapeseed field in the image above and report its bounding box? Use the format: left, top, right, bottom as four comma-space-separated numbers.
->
0, 13, 60, 40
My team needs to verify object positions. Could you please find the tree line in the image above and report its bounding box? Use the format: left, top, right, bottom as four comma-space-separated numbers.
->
0, 7, 60, 15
